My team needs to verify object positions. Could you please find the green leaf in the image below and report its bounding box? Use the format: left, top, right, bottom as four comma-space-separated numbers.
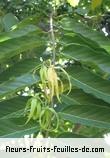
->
0, 34, 45, 63
62, 43, 110, 74
60, 18, 110, 53
57, 132, 87, 138
61, 33, 100, 50
0, 25, 38, 43
66, 65, 110, 104
16, 14, 41, 29
0, 58, 41, 83
0, 90, 39, 138
57, 89, 109, 113
62, 89, 110, 108
0, 117, 39, 138
91, 0, 102, 10
0, 73, 39, 100
0, 59, 41, 100
59, 103, 110, 129
2, 13, 19, 32
0, 96, 28, 120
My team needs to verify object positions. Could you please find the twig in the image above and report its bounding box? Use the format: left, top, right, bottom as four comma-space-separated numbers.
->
50, 13, 56, 65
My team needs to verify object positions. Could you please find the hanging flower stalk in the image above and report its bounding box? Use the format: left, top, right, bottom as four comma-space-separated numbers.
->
25, 2, 72, 133
39, 10, 71, 103
40, 61, 71, 103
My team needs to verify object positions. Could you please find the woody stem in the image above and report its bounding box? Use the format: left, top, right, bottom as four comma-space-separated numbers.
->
50, 12, 56, 65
